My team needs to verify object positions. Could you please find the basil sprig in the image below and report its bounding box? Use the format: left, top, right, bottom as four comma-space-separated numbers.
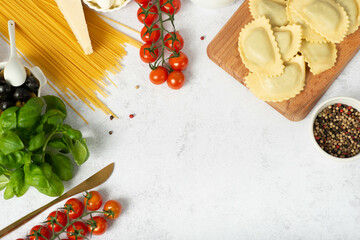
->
0, 96, 89, 199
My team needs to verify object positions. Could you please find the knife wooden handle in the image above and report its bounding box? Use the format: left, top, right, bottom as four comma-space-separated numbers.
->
0, 162, 114, 238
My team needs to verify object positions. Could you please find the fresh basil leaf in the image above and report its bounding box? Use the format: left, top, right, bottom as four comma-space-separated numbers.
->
0, 131, 24, 155
0, 151, 25, 170
63, 134, 73, 149
32, 154, 43, 165
0, 174, 9, 191
28, 131, 46, 151
71, 139, 89, 165
4, 182, 14, 200
38, 163, 64, 197
9, 168, 29, 197
63, 125, 82, 140
48, 138, 70, 153
0, 165, 5, 175
18, 97, 44, 129
24, 163, 49, 189
43, 95, 67, 116
0, 107, 19, 132
51, 154, 73, 181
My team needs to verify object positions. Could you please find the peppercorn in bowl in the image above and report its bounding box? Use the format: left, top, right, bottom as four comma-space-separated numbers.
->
0, 62, 46, 114
310, 97, 360, 161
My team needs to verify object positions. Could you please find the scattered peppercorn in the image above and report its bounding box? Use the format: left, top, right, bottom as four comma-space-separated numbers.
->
200, 36, 205, 40
109, 131, 113, 135
313, 103, 360, 158
129, 114, 135, 119
110, 115, 114, 120
135, 85, 140, 89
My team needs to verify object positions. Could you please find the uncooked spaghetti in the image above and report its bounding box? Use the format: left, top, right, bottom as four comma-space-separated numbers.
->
0, 0, 141, 118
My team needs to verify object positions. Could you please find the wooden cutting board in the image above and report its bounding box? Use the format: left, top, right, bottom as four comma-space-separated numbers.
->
207, 0, 360, 121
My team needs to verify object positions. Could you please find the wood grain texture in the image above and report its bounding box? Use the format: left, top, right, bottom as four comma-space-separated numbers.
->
207, 0, 360, 121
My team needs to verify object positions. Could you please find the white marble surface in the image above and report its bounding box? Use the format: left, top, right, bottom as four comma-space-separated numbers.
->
1, 0, 360, 239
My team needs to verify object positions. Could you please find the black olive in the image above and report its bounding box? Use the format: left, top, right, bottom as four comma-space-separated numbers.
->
0, 100, 15, 111
0, 82, 13, 100
13, 88, 31, 102
25, 75, 40, 92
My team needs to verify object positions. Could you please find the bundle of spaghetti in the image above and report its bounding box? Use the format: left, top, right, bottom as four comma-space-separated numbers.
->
0, 0, 141, 117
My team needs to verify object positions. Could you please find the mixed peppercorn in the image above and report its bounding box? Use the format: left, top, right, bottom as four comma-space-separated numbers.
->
0, 68, 40, 113
313, 103, 360, 158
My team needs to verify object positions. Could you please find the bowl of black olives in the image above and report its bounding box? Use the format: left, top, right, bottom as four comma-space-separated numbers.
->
0, 63, 46, 113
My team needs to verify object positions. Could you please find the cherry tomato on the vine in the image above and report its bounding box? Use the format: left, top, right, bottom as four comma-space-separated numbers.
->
169, 52, 188, 71
65, 198, 84, 219
160, 0, 181, 14
104, 200, 122, 219
140, 43, 159, 63
84, 191, 103, 211
141, 25, 161, 43
67, 221, 88, 240
167, 71, 185, 90
164, 32, 184, 53
137, 4, 158, 25
134, 0, 151, 4
29, 225, 51, 240
87, 216, 108, 235
150, 66, 168, 85
47, 211, 68, 232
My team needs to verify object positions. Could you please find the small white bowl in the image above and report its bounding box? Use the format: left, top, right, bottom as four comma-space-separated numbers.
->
83, 0, 131, 13
310, 97, 360, 162
0, 62, 47, 97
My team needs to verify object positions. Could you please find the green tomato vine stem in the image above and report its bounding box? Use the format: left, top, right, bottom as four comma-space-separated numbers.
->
31, 194, 113, 240
141, 0, 181, 71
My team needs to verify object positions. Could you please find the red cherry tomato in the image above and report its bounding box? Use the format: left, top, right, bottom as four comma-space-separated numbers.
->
137, 4, 158, 25
140, 43, 159, 63
103, 200, 122, 219
87, 216, 108, 235
47, 211, 68, 233
66, 221, 88, 240
149, 66, 168, 85
141, 25, 161, 43
169, 52, 188, 71
64, 198, 84, 219
164, 32, 184, 53
84, 191, 103, 211
29, 225, 51, 240
134, 0, 151, 4
160, 0, 181, 14
167, 71, 185, 90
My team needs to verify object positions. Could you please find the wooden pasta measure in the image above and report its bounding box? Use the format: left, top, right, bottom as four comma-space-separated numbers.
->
207, 0, 360, 121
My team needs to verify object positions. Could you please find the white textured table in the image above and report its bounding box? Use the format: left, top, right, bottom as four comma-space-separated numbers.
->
2, 1, 360, 239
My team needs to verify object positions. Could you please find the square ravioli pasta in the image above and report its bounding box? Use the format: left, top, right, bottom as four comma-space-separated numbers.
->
249, 0, 289, 27
245, 55, 306, 102
238, 17, 284, 77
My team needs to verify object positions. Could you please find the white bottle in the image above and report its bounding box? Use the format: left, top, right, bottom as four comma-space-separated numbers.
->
190, 0, 235, 8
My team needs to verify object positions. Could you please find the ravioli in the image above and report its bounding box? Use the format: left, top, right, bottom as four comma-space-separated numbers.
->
300, 40, 337, 75
335, 0, 360, 34
238, 17, 284, 76
249, 0, 289, 27
288, 0, 350, 43
245, 55, 306, 102
286, 4, 327, 43
273, 25, 302, 61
